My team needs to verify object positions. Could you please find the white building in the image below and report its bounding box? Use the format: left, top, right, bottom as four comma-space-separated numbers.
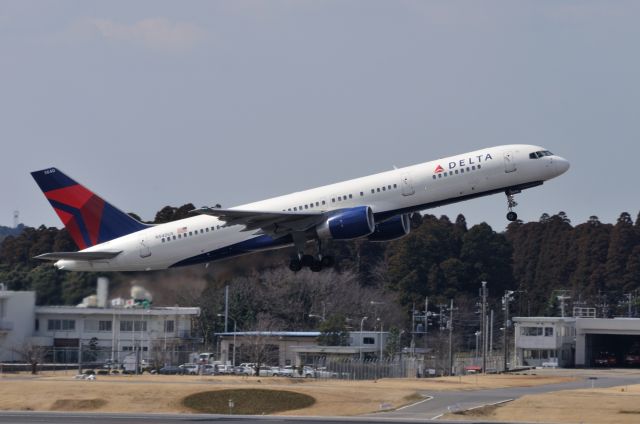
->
0, 287, 200, 367
33, 305, 200, 365
513, 317, 576, 367
514, 316, 640, 368
0, 290, 36, 360
217, 330, 389, 366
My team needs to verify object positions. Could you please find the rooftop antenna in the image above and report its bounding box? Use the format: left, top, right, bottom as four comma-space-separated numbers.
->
557, 294, 571, 317
13, 210, 19, 228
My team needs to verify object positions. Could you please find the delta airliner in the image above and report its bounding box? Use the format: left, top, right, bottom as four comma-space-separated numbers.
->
31, 145, 569, 272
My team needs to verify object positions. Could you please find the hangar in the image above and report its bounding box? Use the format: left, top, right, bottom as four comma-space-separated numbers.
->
575, 318, 640, 368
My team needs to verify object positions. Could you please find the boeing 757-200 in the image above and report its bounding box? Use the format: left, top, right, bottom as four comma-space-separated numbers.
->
31, 145, 569, 272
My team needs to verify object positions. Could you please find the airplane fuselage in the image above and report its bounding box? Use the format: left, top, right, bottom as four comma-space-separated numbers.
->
51, 144, 569, 271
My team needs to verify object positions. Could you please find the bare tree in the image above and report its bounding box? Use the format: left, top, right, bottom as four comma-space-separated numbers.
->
238, 314, 280, 375
11, 342, 47, 374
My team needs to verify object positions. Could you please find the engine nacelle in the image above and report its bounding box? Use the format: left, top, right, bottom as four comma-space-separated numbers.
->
367, 214, 411, 242
316, 206, 375, 240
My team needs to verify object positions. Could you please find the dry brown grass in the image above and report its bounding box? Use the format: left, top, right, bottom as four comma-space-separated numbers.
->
443, 384, 640, 424
50, 399, 107, 411
0, 372, 575, 416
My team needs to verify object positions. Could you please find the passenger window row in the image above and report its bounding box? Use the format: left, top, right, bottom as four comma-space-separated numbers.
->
432, 164, 482, 180
161, 225, 222, 243
371, 183, 398, 195
281, 183, 399, 212
286, 200, 327, 212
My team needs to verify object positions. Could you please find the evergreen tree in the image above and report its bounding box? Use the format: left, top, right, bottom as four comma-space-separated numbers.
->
318, 314, 348, 346
28, 265, 63, 305
623, 246, 640, 292
460, 222, 513, 294
605, 212, 638, 291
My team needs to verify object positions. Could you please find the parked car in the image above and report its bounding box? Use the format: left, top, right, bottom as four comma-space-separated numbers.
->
594, 352, 617, 367
179, 363, 199, 375
234, 365, 254, 376
258, 367, 275, 377
273, 365, 295, 377
216, 364, 235, 375
158, 365, 185, 375
624, 352, 640, 366
301, 366, 315, 378
315, 367, 338, 378
202, 364, 217, 375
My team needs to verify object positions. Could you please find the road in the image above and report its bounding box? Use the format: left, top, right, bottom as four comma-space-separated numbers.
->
0, 411, 537, 424
378, 369, 640, 420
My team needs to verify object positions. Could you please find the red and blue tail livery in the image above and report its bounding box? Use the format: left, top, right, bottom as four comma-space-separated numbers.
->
31, 168, 148, 250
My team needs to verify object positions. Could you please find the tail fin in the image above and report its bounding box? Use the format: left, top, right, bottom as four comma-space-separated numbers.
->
31, 167, 149, 250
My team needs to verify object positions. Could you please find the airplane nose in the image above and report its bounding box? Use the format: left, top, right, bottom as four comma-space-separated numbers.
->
555, 156, 570, 175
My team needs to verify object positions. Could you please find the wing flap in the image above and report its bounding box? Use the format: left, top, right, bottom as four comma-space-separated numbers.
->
35, 251, 123, 261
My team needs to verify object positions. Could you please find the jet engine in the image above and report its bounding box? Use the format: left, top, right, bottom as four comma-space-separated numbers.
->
316, 206, 375, 240
367, 214, 411, 242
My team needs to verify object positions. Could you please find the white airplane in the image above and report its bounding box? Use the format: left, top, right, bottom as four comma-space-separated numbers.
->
32, 144, 569, 272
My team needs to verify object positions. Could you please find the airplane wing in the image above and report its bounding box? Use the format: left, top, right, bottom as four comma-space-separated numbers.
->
35, 251, 123, 261
191, 207, 324, 235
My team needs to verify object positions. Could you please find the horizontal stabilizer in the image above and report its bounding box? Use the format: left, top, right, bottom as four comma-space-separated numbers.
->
35, 251, 123, 261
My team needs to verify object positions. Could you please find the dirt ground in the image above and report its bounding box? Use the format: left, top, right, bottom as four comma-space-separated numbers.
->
0, 372, 574, 416
444, 383, 640, 424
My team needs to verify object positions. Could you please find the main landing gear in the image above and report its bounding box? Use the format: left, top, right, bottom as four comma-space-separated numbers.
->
288, 236, 335, 273
505, 189, 520, 222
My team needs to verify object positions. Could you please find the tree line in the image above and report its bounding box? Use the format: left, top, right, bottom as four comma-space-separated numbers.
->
1, 206, 639, 338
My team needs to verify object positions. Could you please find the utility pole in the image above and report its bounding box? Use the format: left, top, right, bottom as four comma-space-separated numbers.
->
224, 285, 229, 333
424, 296, 429, 365
410, 303, 416, 355
503, 290, 514, 372
481, 281, 487, 374
448, 299, 454, 375
490, 309, 494, 353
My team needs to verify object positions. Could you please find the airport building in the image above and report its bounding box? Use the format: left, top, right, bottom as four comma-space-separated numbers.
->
513, 316, 576, 367
514, 315, 640, 368
0, 281, 200, 366
217, 330, 389, 367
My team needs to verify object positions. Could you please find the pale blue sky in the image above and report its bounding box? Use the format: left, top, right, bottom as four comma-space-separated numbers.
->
1, 1, 639, 230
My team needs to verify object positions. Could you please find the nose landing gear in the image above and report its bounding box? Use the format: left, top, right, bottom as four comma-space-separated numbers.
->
505, 189, 520, 222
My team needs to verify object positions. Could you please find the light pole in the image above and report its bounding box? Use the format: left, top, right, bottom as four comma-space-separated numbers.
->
359, 316, 368, 360
378, 319, 384, 360
502, 290, 514, 372
218, 314, 236, 366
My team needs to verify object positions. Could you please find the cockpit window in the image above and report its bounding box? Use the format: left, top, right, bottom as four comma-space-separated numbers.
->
529, 150, 554, 159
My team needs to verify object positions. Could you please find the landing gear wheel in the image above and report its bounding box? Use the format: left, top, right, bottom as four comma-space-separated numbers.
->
320, 255, 335, 268
505, 189, 520, 222
289, 258, 302, 272
301, 254, 315, 268
310, 260, 323, 272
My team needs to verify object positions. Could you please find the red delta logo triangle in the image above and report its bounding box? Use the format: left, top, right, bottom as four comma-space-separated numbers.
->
434, 165, 444, 173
